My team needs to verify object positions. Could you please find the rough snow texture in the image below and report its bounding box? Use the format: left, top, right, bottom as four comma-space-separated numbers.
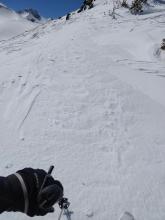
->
0, 0, 165, 220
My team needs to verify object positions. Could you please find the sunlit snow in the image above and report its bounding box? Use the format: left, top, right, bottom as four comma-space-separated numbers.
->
0, 0, 165, 220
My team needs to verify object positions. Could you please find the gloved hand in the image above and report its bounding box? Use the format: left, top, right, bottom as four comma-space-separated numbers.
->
5, 168, 63, 217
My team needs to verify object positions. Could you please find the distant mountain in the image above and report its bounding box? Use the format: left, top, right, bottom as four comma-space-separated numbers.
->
0, 2, 37, 40
0, 2, 45, 23
17, 8, 45, 23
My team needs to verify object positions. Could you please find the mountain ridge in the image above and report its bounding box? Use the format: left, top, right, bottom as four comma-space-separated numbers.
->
0, 2, 46, 40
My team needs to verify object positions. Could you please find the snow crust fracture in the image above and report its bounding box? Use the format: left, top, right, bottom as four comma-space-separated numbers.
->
0, 0, 165, 220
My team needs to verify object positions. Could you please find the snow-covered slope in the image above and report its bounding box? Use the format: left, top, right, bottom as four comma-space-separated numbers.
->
0, 3, 38, 40
0, 1, 165, 220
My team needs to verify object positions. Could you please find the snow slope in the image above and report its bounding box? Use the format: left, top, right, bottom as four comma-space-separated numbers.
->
0, 0, 165, 220
0, 3, 38, 40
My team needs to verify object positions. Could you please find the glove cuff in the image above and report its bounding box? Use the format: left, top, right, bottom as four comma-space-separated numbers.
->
6, 174, 25, 213
14, 173, 29, 214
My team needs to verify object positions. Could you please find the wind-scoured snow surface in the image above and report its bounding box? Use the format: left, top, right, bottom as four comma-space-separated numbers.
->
0, 0, 165, 220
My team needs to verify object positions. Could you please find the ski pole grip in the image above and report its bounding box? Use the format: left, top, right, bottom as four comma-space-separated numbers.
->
48, 165, 54, 175
40, 165, 54, 193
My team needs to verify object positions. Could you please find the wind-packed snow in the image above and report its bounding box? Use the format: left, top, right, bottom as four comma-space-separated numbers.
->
0, 0, 165, 220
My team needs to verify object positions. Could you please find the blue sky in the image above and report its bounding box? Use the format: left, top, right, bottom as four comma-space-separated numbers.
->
1, 0, 83, 18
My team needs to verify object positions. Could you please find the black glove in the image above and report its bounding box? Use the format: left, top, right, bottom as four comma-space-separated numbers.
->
4, 168, 63, 217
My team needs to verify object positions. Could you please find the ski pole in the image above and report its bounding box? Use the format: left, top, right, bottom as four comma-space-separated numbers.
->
39, 165, 54, 208
40, 165, 54, 193
58, 208, 64, 220
64, 208, 72, 220
58, 198, 71, 220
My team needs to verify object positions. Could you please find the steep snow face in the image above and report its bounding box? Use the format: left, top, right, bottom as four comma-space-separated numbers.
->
0, 3, 37, 40
0, 1, 165, 220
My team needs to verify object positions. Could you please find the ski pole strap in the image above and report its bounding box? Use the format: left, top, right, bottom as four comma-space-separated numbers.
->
14, 173, 29, 214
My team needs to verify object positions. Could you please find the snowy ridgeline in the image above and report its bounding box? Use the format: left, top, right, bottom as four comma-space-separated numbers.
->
0, 0, 165, 220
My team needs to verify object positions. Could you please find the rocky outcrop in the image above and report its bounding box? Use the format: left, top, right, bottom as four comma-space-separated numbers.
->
18, 8, 41, 22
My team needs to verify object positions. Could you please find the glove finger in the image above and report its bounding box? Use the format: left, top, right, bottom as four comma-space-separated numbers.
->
38, 184, 63, 208
46, 207, 54, 213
